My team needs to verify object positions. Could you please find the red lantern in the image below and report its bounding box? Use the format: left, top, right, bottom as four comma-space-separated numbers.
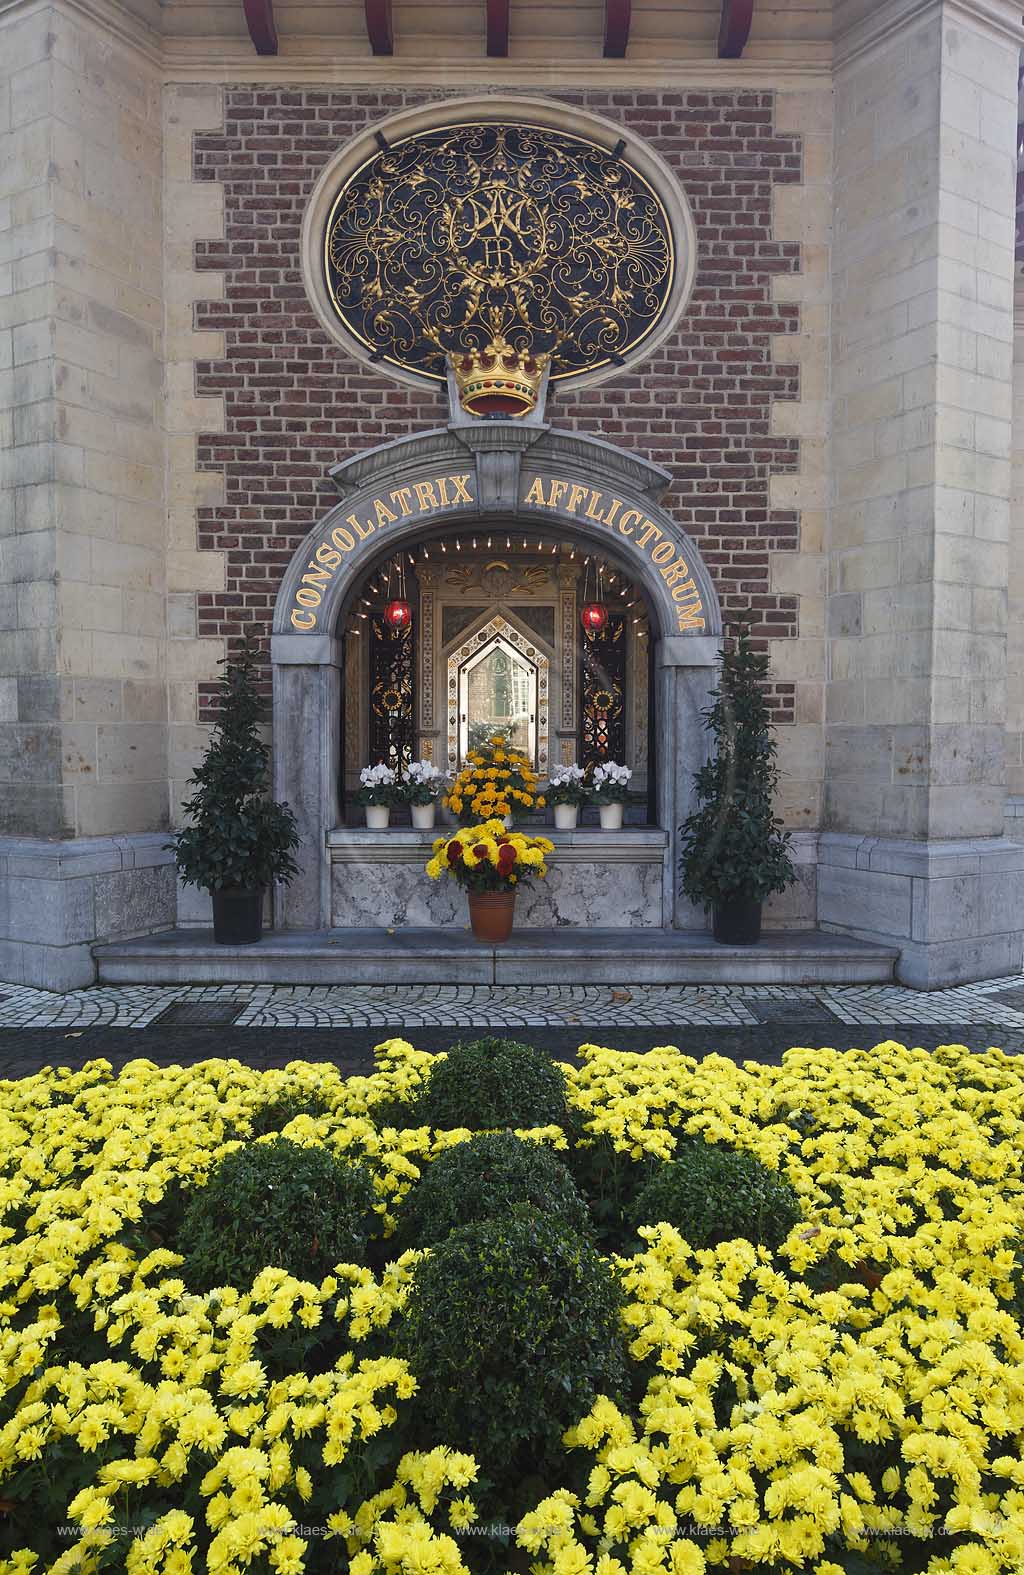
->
581, 602, 609, 633
384, 599, 412, 630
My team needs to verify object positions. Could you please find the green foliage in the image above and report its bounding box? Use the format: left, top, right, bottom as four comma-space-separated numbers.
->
168, 637, 299, 893
401, 1037, 568, 1131
678, 619, 796, 908
177, 1137, 377, 1291
247, 1091, 331, 1137
394, 1131, 590, 1249
397, 1209, 627, 1476
629, 1137, 802, 1251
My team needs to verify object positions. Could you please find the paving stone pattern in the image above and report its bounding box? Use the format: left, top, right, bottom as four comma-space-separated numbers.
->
4, 976, 1024, 1031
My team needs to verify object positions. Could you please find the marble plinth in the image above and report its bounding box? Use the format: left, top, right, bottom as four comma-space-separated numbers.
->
328, 827, 668, 928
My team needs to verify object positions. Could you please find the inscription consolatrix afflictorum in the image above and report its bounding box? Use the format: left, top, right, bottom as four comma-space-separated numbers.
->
287, 468, 706, 635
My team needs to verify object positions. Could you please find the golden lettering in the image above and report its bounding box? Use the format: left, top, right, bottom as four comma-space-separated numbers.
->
671, 580, 699, 602
315, 543, 343, 571
524, 476, 548, 507
374, 497, 398, 527
436, 475, 451, 506
567, 484, 588, 514
295, 586, 322, 608
390, 487, 414, 516
450, 473, 473, 504
650, 541, 675, 566
414, 480, 439, 512
659, 556, 691, 588
347, 511, 374, 542
331, 525, 356, 552
585, 490, 606, 522
635, 521, 662, 549
618, 509, 643, 537
549, 479, 568, 509
291, 608, 317, 630
303, 563, 331, 586
604, 498, 623, 528
677, 603, 706, 631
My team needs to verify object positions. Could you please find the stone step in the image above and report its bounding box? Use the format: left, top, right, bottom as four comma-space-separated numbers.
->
95, 927, 898, 987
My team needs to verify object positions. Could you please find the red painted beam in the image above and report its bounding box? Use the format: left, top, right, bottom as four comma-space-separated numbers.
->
365, 0, 393, 54
487, 0, 510, 55
242, 0, 278, 54
603, 0, 631, 58
718, 0, 754, 58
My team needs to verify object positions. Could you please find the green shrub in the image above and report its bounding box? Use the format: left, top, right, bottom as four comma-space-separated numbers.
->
247, 1091, 330, 1137
398, 1209, 626, 1476
178, 1137, 377, 1291
399, 1037, 568, 1130
395, 1132, 590, 1248
629, 1138, 801, 1251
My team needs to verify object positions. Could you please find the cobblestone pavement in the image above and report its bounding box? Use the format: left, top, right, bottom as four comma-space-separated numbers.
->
3, 974, 1024, 1029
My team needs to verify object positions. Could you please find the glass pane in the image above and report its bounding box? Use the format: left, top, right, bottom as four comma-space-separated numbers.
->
465, 645, 534, 757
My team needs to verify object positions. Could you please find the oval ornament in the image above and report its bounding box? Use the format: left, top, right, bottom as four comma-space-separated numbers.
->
322, 120, 676, 386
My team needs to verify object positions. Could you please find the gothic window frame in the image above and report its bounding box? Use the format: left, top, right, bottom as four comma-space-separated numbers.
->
447, 612, 550, 774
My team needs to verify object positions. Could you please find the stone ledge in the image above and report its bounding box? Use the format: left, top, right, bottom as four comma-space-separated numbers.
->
327, 826, 669, 866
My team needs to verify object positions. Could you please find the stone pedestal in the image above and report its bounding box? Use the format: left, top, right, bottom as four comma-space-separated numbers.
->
818, 834, 1024, 987
328, 828, 668, 928
0, 834, 176, 990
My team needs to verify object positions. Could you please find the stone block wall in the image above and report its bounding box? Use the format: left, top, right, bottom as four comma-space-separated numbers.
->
0, 5, 168, 841
828, 1, 1017, 842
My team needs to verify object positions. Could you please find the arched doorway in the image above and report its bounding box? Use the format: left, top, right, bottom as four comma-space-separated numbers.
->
270, 421, 721, 931
336, 528, 657, 822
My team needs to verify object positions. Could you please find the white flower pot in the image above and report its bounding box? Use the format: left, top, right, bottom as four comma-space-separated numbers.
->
553, 804, 578, 830
411, 802, 436, 830
365, 805, 390, 830
599, 802, 624, 831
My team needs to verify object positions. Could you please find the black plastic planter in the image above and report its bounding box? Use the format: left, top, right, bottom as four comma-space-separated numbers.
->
712, 895, 762, 946
212, 887, 263, 945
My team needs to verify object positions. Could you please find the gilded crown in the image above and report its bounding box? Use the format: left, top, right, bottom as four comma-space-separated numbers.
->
449, 334, 549, 418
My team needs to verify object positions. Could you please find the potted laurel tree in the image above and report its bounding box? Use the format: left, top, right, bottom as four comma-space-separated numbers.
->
588, 760, 633, 830
426, 821, 554, 942
169, 637, 299, 946
402, 758, 446, 830
355, 763, 399, 829
547, 762, 588, 830
679, 619, 796, 946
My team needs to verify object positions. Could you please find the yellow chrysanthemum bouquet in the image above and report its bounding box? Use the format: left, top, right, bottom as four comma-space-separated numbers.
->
426, 820, 555, 892
443, 734, 545, 825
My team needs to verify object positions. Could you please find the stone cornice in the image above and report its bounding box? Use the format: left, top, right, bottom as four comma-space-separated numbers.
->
0, 0, 832, 84
835, 0, 1024, 71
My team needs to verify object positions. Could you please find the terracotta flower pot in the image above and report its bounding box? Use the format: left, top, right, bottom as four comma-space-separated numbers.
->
468, 889, 516, 943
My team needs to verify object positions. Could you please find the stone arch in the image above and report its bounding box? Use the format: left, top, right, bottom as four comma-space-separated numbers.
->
270, 423, 722, 931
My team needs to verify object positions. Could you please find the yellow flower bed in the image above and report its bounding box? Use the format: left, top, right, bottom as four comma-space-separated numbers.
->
443, 736, 545, 822
1, 1040, 1023, 1575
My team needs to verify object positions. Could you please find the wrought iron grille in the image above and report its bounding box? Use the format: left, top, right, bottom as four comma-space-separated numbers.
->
368, 614, 415, 770
580, 614, 627, 767
323, 122, 673, 382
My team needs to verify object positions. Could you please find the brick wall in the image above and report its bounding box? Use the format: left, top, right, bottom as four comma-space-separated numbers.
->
192, 87, 803, 719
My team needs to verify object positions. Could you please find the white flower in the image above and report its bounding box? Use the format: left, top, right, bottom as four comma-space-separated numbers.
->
548, 764, 586, 788
405, 760, 443, 786
592, 761, 632, 789
359, 764, 397, 788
